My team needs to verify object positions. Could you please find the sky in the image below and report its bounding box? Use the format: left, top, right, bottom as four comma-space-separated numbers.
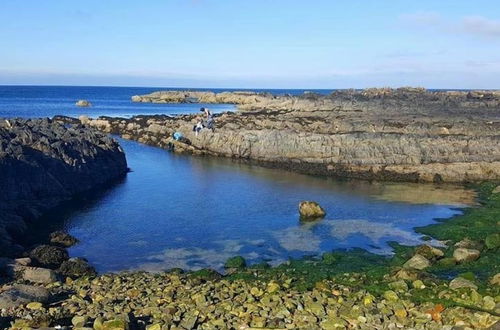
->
0, 0, 499, 89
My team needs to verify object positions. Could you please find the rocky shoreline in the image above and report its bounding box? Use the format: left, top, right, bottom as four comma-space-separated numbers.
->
0, 118, 128, 257
0, 183, 499, 329
62, 88, 500, 183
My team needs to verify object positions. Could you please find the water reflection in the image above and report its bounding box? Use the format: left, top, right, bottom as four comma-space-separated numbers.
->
41, 138, 478, 273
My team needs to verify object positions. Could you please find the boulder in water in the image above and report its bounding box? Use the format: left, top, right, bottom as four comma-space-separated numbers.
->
76, 99, 92, 107
299, 201, 326, 220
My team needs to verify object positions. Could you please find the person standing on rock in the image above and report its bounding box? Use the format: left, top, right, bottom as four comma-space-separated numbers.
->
200, 107, 215, 132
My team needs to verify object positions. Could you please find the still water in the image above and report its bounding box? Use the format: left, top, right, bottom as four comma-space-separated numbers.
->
37, 138, 474, 273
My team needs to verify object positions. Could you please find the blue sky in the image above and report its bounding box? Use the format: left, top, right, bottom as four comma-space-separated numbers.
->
1, 0, 499, 88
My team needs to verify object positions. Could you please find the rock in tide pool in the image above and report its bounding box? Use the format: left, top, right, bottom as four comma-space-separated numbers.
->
29, 245, 69, 269
224, 256, 246, 269
299, 201, 326, 220
0, 284, 49, 309
453, 248, 480, 263
50, 231, 79, 247
76, 99, 92, 107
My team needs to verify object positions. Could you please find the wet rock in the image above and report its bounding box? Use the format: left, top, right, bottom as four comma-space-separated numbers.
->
449, 277, 478, 290
76, 99, 92, 107
437, 257, 456, 267
50, 231, 79, 247
224, 256, 246, 269
453, 248, 480, 263
0, 284, 49, 309
30, 245, 69, 269
389, 280, 409, 292
299, 201, 326, 220
58, 257, 97, 278
403, 254, 431, 270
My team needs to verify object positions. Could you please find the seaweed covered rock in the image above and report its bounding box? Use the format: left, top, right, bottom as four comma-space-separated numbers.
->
299, 201, 326, 220
224, 256, 246, 269
58, 257, 97, 278
29, 245, 69, 269
50, 231, 78, 247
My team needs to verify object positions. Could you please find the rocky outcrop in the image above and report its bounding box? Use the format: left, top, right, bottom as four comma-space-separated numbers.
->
61, 87, 500, 184
298, 201, 326, 220
0, 118, 127, 257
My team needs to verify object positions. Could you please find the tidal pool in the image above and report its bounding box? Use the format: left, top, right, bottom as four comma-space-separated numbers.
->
36, 138, 476, 273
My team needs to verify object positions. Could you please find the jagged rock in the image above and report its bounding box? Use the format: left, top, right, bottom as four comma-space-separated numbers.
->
453, 248, 480, 263
76, 99, 92, 107
299, 201, 326, 220
50, 231, 78, 247
29, 245, 69, 269
57, 86, 500, 186
0, 284, 49, 309
58, 257, 97, 278
403, 254, 431, 270
0, 118, 127, 257
449, 277, 478, 290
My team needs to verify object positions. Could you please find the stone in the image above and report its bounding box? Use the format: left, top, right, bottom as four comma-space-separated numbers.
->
102, 318, 129, 330
437, 257, 456, 267
492, 185, 500, 194
58, 257, 97, 278
412, 280, 426, 289
485, 233, 500, 250
30, 245, 69, 268
26, 301, 44, 310
383, 290, 399, 302
414, 245, 444, 260
224, 256, 246, 268
76, 99, 92, 107
50, 231, 79, 247
454, 238, 483, 250
388, 280, 409, 291
403, 254, 431, 270
449, 277, 478, 290
489, 273, 500, 286
17, 266, 58, 284
72, 315, 88, 327
299, 201, 326, 220
453, 248, 480, 263
0, 284, 50, 309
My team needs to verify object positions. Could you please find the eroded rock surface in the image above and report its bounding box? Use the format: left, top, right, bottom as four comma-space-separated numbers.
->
0, 118, 127, 257
64, 88, 500, 184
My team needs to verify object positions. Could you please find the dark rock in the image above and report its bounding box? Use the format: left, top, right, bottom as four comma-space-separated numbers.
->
50, 231, 78, 247
58, 257, 97, 278
29, 245, 69, 269
0, 118, 127, 257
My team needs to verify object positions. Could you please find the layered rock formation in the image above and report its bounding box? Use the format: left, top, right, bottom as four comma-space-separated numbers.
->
67, 88, 500, 184
0, 118, 127, 257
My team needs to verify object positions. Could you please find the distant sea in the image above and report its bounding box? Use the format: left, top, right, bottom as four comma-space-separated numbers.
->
0, 86, 333, 118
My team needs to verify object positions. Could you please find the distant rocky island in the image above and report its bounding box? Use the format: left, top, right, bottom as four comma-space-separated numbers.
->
77, 88, 500, 183
0, 118, 127, 257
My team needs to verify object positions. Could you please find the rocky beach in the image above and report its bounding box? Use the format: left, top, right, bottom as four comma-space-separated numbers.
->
0, 89, 499, 329
70, 88, 500, 183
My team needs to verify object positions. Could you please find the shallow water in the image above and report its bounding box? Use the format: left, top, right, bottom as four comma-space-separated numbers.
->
34, 138, 475, 273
